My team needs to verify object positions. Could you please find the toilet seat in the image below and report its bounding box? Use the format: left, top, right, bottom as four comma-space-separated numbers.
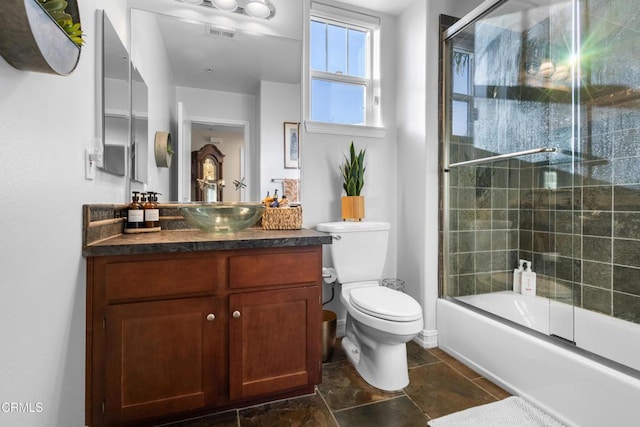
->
349, 287, 422, 322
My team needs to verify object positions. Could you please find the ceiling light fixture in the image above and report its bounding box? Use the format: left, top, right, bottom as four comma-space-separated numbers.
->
212, 0, 238, 12
178, 0, 275, 20
244, 0, 271, 19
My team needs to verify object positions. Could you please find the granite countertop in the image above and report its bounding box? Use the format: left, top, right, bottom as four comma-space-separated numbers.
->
82, 227, 332, 257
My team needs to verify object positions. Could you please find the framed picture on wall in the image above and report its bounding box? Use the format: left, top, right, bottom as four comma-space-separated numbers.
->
284, 122, 300, 169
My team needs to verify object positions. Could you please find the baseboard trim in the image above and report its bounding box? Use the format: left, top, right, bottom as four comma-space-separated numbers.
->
414, 329, 438, 349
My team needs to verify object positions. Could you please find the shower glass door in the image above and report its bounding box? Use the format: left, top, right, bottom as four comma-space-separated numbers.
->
442, 0, 578, 342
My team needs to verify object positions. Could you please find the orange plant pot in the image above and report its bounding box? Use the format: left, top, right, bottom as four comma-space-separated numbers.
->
341, 196, 365, 221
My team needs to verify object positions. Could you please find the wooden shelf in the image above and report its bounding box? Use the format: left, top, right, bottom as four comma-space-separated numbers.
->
0, 0, 81, 75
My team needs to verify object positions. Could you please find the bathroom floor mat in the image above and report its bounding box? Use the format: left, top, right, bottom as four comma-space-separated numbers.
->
427, 396, 564, 427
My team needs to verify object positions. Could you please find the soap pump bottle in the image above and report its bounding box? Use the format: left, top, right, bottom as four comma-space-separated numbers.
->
513, 259, 525, 293
521, 261, 537, 296
126, 191, 144, 229
144, 191, 160, 229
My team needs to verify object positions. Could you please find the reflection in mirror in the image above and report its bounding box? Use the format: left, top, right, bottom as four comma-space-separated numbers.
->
130, 9, 302, 202
131, 66, 148, 183
101, 12, 129, 177
192, 138, 226, 202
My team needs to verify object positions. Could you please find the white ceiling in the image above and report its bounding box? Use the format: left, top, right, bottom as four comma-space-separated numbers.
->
340, 0, 414, 16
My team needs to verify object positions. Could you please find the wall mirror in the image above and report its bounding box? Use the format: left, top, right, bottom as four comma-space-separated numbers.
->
101, 12, 129, 177
100, 10, 150, 183
131, 66, 148, 183
130, 7, 302, 202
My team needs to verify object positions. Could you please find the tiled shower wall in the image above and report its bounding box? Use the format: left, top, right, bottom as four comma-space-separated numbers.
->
443, 0, 640, 325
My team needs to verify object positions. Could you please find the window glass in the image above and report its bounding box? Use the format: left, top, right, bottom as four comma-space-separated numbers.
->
327, 24, 347, 74
310, 20, 326, 71
452, 100, 469, 136
452, 52, 470, 95
348, 29, 367, 78
311, 79, 365, 125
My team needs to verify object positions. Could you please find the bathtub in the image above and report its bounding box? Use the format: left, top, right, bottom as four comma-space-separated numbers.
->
437, 293, 640, 427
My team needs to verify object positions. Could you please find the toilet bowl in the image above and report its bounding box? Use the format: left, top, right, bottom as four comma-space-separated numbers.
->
316, 221, 424, 391
341, 281, 423, 390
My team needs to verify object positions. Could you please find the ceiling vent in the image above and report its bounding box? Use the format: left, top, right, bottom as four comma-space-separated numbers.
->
206, 25, 236, 40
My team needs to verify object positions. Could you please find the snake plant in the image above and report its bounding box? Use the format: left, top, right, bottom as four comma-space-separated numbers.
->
340, 141, 366, 196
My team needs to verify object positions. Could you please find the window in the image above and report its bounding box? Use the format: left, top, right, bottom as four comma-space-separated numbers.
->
451, 49, 474, 138
309, 5, 378, 126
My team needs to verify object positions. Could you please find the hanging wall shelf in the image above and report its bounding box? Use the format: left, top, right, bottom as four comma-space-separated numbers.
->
0, 0, 81, 75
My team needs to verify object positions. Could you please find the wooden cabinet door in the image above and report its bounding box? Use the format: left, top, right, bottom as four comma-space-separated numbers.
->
103, 297, 226, 425
228, 286, 322, 400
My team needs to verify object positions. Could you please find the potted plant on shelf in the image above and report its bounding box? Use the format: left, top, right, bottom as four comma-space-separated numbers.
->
340, 141, 366, 221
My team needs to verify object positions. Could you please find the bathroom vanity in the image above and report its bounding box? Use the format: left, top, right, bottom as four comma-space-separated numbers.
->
82, 205, 331, 426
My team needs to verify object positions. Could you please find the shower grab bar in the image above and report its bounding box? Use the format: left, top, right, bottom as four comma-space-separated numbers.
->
444, 147, 557, 171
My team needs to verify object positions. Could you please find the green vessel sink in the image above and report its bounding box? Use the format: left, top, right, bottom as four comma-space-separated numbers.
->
179, 202, 265, 233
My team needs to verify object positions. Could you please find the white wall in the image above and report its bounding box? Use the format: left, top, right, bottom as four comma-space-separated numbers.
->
302, 0, 398, 322
0, 1, 127, 425
396, 0, 485, 347
259, 81, 301, 199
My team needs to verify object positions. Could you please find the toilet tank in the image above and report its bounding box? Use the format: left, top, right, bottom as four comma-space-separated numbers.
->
316, 221, 390, 283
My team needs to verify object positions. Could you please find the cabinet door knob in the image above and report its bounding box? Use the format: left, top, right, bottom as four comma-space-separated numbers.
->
206, 313, 216, 321
232, 310, 241, 318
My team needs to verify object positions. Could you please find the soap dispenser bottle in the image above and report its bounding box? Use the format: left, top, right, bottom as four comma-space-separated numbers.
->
144, 191, 160, 229
513, 259, 525, 293
126, 191, 144, 230
521, 261, 537, 296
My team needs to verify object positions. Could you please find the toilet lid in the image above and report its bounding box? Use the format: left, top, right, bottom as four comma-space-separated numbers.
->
349, 287, 422, 322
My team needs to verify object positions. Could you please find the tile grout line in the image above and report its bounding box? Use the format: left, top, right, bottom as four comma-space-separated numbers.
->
471, 378, 504, 401
402, 388, 434, 422
315, 385, 343, 426
428, 352, 484, 381
330, 394, 407, 414
429, 350, 504, 401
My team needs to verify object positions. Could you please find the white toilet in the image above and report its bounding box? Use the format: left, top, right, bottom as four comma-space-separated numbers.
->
316, 221, 423, 391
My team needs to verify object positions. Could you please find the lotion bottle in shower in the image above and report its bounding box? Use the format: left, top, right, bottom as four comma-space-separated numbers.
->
513, 259, 525, 293
521, 262, 537, 296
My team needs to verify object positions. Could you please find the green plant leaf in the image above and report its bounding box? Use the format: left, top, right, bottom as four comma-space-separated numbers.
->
340, 141, 366, 196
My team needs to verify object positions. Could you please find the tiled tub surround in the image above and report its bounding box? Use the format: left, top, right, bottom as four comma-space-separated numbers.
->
443, 0, 640, 332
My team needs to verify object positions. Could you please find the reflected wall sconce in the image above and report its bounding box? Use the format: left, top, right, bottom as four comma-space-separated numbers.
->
177, 0, 276, 20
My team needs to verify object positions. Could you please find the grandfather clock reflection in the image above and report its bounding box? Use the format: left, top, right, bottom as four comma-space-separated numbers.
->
192, 144, 225, 202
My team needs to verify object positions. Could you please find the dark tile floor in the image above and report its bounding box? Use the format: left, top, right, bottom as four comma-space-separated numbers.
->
161, 339, 511, 426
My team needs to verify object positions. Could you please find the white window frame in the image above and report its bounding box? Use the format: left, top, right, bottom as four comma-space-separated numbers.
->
308, 2, 381, 130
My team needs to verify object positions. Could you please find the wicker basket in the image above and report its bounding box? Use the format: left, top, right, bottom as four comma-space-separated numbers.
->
261, 206, 302, 230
